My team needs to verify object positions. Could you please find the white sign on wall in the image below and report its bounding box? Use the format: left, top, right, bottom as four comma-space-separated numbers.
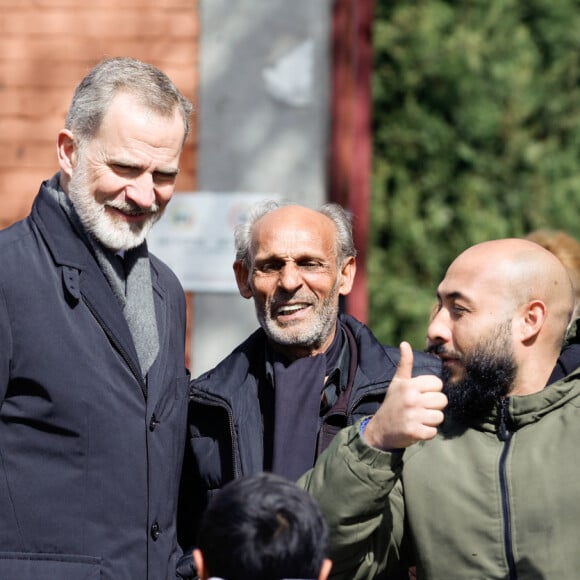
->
148, 192, 279, 292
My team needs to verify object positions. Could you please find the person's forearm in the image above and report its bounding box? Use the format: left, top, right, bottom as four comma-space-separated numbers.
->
299, 420, 404, 579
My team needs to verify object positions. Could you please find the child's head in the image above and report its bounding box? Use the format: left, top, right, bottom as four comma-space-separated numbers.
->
193, 472, 331, 580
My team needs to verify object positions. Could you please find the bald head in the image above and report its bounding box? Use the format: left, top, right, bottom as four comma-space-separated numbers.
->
447, 238, 574, 351
428, 238, 575, 398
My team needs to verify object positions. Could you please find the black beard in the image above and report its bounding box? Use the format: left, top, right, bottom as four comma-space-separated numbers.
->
442, 337, 517, 423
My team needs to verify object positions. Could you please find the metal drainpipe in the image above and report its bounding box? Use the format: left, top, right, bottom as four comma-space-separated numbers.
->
329, 0, 375, 324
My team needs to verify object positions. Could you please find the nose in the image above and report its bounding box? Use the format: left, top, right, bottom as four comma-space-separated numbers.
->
278, 261, 302, 292
426, 306, 452, 349
125, 173, 156, 209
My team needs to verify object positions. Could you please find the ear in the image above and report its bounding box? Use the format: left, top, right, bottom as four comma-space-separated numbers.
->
192, 549, 208, 580
57, 129, 77, 178
519, 300, 547, 343
319, 558, 333, 580
233, 260, 253, 299
338, 257, 356, 296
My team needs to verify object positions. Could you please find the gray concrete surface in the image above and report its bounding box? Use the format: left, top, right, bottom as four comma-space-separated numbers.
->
190, 0, 332, 376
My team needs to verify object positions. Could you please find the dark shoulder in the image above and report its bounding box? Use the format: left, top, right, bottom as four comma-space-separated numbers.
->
381, 344, 442, 378
191, 328, 267, 387
549, 341, 580, 384
0, 217, 34, 252
339, 313, 442, 377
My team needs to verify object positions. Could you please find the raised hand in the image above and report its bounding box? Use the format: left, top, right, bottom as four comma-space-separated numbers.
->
363, 342, 447, 451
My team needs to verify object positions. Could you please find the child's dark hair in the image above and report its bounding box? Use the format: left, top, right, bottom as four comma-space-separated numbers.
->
197, 472, 329, 580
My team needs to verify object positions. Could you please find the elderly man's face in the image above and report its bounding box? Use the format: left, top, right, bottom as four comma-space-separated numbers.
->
236, 206, 355, 359
62, 92, 185, 251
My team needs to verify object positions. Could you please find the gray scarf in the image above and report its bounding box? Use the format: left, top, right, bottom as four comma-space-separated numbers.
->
47, 176, 160, 378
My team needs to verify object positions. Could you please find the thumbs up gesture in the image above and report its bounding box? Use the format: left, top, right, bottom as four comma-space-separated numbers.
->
363, 342, 447, 451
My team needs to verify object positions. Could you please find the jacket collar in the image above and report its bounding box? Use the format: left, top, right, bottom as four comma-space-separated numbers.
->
32, 175, 93, 269
31, 176, 148, 388
443, 368, 580, 435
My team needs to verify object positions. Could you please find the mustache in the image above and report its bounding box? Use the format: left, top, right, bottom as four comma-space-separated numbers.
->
425, 343, 461, 359
105, 200, 160, 216
269, 293, 313, 308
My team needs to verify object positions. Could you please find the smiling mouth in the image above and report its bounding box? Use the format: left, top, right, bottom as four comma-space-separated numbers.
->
275, 303, 310, 317
107, 206, 152, 223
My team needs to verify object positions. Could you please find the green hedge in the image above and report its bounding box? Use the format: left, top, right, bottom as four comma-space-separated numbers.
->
369, 0, 580, 349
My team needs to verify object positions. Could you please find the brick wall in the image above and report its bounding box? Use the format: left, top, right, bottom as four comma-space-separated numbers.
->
0, 0, 199, 229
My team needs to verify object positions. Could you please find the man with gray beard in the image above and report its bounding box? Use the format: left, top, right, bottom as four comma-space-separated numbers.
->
181, 200, 442, 566
0, 57, 193, 580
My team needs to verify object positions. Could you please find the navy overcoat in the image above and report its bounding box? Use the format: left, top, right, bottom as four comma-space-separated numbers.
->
0, 178, 190, 579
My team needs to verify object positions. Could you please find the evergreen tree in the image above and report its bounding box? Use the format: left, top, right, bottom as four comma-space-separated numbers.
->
370, 0, 580, 348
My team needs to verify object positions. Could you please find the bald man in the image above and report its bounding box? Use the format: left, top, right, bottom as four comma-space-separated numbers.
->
180, 201, 441, 560
300, 239, 580, 579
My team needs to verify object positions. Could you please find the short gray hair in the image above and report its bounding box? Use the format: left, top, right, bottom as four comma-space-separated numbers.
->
234, 200, 357, 268
65, 56, 193, 144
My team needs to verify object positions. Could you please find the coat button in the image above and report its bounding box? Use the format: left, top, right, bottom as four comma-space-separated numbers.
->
151, 522, 161, 541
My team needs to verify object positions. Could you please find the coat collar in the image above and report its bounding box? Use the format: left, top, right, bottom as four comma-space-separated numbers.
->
32, 177, 151, 389
442, 369, 580, 436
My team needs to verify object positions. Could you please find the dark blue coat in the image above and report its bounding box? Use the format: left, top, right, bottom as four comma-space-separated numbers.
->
184, 314, 442, 542
0, 180, 190, 579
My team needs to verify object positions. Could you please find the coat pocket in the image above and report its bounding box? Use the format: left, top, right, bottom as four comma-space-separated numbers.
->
188, 401, 236, 490
190, 435, 226, 489
0, 552, 101, 579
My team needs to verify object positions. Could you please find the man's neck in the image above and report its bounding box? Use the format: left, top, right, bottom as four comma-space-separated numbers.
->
510, 356, 559, 395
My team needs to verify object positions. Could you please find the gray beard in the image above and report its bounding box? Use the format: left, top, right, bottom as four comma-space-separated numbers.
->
67, 164, 159, 251
257, 283, 341, 352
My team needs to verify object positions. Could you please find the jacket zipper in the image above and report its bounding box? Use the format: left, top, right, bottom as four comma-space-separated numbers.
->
190, 392, 241, 478
498, 398, 517, 580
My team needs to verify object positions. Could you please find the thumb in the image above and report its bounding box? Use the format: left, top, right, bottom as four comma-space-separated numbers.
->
394, 341, 414, 381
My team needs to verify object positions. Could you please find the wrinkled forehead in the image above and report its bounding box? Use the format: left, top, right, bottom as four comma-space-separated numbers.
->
252, 209, 337, 256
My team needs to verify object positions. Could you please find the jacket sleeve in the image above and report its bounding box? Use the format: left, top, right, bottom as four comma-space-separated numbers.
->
298, 420, 407, 579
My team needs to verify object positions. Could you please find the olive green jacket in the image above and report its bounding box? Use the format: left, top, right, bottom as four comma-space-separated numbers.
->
300, 370, 580, 579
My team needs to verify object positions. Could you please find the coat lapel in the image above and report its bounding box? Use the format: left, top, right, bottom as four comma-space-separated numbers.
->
143, 261, 168, 405
80, 264, 144, 387
32, 181, 145, 391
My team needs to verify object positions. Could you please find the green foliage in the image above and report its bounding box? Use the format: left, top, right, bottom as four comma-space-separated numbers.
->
369, 0, 580, 349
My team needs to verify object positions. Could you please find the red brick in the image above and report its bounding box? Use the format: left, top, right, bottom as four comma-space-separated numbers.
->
0, 141, 57, 169
0, 0, 199, 229
0, 170, 43, 228
0, 61, 99, 89
0, 9, 198, 37
0, 0, 195, 8
0, 87, 70, 117
0, 38, 198, 65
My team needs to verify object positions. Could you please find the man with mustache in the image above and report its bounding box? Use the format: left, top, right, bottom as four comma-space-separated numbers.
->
0, 57, 192, 579
300, 238, 580, 579
182, 201, 442, 554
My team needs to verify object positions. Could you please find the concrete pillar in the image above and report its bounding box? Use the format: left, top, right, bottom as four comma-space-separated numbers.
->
191, 0, 332, 375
